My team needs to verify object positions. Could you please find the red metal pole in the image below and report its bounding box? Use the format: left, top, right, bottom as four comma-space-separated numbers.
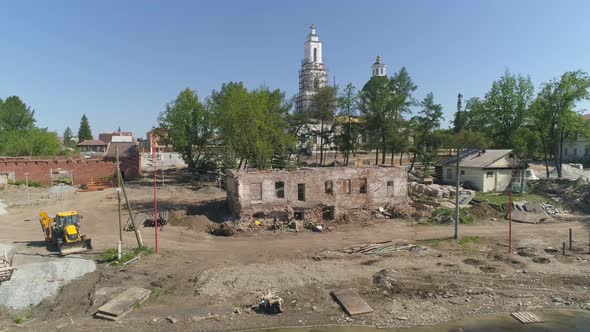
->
152, 137, 159, 254
508, 153, 514, 253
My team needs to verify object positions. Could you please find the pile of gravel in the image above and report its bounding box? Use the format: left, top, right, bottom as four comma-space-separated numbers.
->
0, 258, 96, 309
47, 185, 76, 195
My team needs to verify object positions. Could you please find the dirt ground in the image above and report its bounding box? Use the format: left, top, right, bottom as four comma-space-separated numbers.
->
1, 172, 590, 331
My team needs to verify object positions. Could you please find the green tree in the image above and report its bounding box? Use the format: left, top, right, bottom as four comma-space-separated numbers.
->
309, 86, 337, 166
336, 83, 360, 166
408, 93, 443, 175
484, 70, 534, 148
531, 71, 590, 177
63, 127, 74, 148
211, 82, 293, 170
158, 88, 215, 171
77, 114, 93, 142
0, 96, 36, 131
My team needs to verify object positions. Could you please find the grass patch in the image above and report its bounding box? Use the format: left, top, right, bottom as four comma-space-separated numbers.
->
13, 311, 32, 324
149, 286, 173, 301
458, 236, 480, 246
9, 180, 43, 188
475, 192, 552, 205
101, 246, 153, 265
431, 207, 474, 224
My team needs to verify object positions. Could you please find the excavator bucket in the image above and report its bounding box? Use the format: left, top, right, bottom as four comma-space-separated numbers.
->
58, 238, 92, 256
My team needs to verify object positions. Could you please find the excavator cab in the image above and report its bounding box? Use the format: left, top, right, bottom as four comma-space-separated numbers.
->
39, 211, 92, 256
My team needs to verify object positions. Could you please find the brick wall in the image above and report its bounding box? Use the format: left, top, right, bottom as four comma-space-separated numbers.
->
226, 166, 407, 221
0, 157, 118, 186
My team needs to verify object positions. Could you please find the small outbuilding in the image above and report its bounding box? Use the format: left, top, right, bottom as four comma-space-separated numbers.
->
436, 149, 521, 193
76, 140, 108, 155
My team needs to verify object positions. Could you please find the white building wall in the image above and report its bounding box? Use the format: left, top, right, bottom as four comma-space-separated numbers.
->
561, 139, 590, 162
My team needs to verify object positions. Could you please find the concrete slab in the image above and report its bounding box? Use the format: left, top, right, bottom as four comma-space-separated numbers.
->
331, 289, 373, 316
509, 211, 547, 224
95, 287, 150, 321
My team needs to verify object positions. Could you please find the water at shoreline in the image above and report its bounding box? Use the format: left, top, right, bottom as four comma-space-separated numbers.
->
265, 310, 590, 332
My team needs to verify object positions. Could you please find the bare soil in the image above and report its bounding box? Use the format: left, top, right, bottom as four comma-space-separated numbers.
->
1, 172, 590, 331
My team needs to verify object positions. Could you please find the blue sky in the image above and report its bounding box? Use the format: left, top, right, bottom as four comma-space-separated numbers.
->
1, 0, 589, 139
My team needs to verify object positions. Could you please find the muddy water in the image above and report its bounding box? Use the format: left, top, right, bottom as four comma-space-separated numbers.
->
266, 310, 590, 332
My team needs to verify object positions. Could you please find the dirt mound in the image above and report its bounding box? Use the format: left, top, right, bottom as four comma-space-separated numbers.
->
169, 215, 218, 233
470, 201, 502, 219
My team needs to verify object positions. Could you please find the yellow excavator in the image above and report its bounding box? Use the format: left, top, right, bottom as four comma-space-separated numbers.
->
39, 211, 92, 256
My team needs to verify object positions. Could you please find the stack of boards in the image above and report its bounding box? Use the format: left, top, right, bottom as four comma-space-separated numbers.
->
95, 287, 151, 321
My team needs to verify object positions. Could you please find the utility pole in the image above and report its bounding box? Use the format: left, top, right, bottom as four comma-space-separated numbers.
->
152, 140, 159, 254
60, 183, 64, 210
24, 173, 30, 207
454, 147, 460, 240
116, 147, 123, 260
508, 152, 515, 253
117, 146, 143, 248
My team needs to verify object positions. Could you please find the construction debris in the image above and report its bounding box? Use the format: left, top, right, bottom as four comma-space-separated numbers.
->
339, 241, 418, 255
258, 290, 283, 314
78, 179, 113, 192
331, 289, 373, 316
95, 287, 150, 321
0, 251, 15, 283
511, 311, 544, 324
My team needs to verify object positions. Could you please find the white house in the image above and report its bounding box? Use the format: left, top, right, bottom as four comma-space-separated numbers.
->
560, 113, 590, 163
436, 149, 520, 193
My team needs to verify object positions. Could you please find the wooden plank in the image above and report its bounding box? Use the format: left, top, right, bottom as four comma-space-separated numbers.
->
331, 289, 373, 316
96, 287, 150, 321
511, 311, 543, 324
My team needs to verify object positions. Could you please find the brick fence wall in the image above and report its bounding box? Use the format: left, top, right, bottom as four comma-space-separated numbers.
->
0, 157, 118, 186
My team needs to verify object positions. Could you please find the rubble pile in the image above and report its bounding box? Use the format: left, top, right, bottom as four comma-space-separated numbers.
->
408, 182, 475, 199
258, 290, 283, 314
533, 178, 590, 214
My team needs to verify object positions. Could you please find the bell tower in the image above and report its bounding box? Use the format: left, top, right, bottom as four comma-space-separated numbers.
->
371, 55, 387, 77
296, 24, 329, 113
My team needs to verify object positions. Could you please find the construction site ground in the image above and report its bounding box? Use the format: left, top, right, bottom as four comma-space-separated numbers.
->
0, 172, 590, 331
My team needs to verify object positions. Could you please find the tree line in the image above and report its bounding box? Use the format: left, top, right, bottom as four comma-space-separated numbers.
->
0, 95, 99, 157
159, 68, 590, 177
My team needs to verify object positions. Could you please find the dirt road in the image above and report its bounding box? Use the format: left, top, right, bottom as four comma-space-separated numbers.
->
1, 181, 589, 331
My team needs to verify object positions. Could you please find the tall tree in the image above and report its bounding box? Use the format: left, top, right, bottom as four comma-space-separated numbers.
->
63, 127, 74, 148
158, 88, 215, 171
211, 82, 293, 169
360, 75, 392, 165
77, 114, 93, 142
336, 83, 359, 166
0, 96, 36, 131
408, 93, 443, 174
483, 70, 534, 148
309, 86, 336, 166
532, 70, 590, 177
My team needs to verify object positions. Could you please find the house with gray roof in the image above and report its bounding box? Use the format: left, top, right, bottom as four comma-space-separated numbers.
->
436, 149, 520, 193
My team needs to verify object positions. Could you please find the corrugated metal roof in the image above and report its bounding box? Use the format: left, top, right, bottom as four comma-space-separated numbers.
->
437, 149, 513, 168
76, 139, 107, 146
106, 142, 137, 158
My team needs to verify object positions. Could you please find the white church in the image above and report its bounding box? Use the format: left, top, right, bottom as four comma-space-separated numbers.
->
295, 24, 387, 156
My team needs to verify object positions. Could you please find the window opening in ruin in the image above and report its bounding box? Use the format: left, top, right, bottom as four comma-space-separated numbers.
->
342, 179, 351, 194
250, 182, 262, 200
297, 183, 306, 201
322, 206, 334, 220
486, 171, 494, 178
275, 181, 285, 198
387, 181, 394, 196
325, 180, 333, 194
460, 170, 465, 175
359, 178, 367, 194
294, 211, 304, 220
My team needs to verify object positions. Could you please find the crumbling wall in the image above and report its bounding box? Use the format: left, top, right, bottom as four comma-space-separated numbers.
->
226, 166, 407, 221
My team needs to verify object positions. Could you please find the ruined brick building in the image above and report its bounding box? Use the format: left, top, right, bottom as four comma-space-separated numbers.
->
226, 166, 407, 221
